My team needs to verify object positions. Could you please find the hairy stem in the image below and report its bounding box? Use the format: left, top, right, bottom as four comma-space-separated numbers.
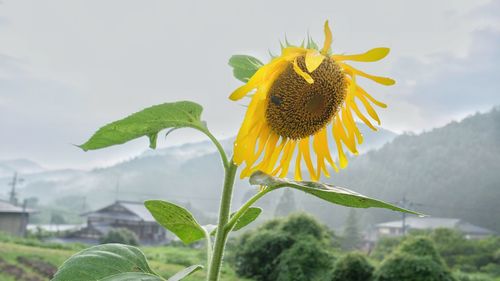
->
197, 126, 229, 170
207, 161, 238, 281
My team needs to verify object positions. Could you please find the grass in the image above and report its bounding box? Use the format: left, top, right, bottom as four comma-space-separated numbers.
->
0, 241, 247, 281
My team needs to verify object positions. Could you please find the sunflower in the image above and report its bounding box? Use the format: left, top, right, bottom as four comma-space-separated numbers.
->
230, 21, 394, 181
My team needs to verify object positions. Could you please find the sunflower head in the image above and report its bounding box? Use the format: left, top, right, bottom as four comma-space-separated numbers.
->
230, 21, 395, 181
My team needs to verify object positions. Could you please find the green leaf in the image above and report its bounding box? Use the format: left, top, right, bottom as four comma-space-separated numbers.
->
249, 171, 423, 216
144, 200, 206, 244
101, 272, 164, 281
79, 101, 204, 151
210, 207, 262, 235
52, 244, 161, 281
233, 207, 262, 231
228, 55, 263, 83
307, 36, 319, 50
167, 265, 203, 281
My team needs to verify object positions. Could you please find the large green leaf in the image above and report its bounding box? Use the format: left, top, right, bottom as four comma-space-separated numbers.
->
101, 272, 164, 281
52, 244, 162, 281
145, 200, 206, 244
249, 171, 423, 215
79, 101, 204, 151
167, 265, 203, 281
228, 55, 263, 83
210, 207, 262, 235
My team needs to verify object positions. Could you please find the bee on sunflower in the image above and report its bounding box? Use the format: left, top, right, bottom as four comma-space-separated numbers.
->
230, 20, 395, 181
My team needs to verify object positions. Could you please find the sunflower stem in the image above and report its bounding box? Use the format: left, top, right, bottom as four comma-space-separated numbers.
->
207, 160, 238, 281
196, 126, 229, 170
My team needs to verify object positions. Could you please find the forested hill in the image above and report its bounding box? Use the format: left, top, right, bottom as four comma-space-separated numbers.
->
304, 108, 500, 232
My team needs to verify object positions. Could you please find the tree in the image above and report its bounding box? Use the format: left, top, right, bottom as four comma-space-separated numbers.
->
234, 213, 336, 281
274, 238, 332, 281
342, 209, 362, 251
374, 236, 455, 281
330, 252, 374, 281
274, 189, 297, 217
99, 228, 139, 246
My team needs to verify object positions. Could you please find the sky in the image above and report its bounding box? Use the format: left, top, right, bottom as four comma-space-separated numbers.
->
0, 0, 499, 170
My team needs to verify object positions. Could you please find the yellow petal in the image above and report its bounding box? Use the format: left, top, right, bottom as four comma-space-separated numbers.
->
229, 58, 288, 101
299, 138, 317, 181
312, 129, 331, 178
357, 94, 381, 124
293, 58, 314, 84
321, 20, 332, 55
332, 121, 348, 169
343, 101, 364, 146
350, 100, 377, 131
282, 47, 308, 59
341, 63, 395, 86
294, 147, 303, 181
316, 127, 338, 172
333, 47, 390, 62
356, 86, 387, 108
263, 137, 286, 172
305, 49, 325, 73
278, 140, 297, 177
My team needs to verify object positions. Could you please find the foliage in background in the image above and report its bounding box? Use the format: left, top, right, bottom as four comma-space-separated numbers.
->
330, 252, 374, 281
233, 213, 338, 281
341, 209, 362, 251
99, 228, 139, 246
374, 236, 455, 281
371, 228, 500, 275
274, 189, 297, 217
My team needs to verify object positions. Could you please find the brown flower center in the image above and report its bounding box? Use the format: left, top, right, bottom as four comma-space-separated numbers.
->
266, 55, 347, 139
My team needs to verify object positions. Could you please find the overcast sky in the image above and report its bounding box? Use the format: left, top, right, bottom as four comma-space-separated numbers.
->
1, 0, 499, 170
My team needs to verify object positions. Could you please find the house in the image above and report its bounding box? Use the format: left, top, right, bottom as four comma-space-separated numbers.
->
73, 200, 166, 244
0, 199, 36, 237
374, 217, 495, 240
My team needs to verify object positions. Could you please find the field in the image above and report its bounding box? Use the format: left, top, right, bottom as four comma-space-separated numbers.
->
0, 241, 245, 281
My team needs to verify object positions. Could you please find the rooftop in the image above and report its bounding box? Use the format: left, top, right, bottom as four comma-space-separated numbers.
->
83, 200, 155, 222
376, 217, 495, 235
0, 199, 36, 213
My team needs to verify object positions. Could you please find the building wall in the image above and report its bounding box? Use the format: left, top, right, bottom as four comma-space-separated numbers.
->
0, 213, 29, 236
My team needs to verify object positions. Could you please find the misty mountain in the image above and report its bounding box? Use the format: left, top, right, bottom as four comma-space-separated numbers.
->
0, 159, 46, 178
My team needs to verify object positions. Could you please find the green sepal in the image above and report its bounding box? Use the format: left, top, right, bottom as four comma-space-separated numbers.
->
228, 55, 264, 83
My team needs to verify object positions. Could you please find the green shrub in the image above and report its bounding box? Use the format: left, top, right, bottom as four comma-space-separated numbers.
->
480, 263, 500, 276
330, 252, 374, 281
233, 213, 337, 281
453, 271, 494, 281
99, 228, 139, 246
274, 237, 332, 281
234, 229, 294, 280
370, 237, 401, 261
374, 253, 455, 281
398, 236, 446, 266
374, 236, 455, 281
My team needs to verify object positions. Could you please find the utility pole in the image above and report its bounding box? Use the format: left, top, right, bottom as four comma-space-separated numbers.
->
396, 196, 424, 236
8, 172, 24, 206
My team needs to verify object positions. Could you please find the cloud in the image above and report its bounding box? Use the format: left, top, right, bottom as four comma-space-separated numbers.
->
0, 0, 498, 168
381, 27, 500, 131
